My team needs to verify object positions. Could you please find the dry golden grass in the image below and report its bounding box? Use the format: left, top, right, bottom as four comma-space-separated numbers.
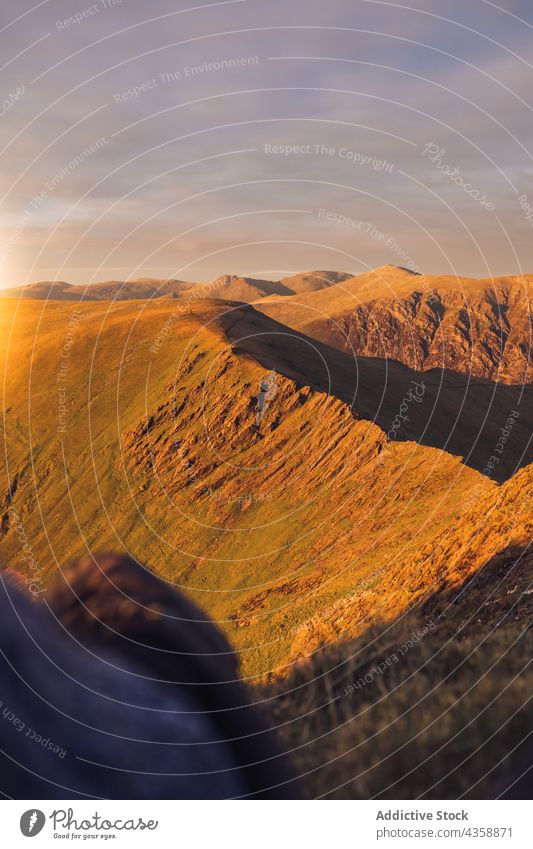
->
256, 591, 533, 798
0, 296, 531, 683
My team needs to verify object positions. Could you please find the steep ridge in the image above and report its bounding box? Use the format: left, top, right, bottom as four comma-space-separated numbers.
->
217, 303, 533, 482
257, 266, 533, 384
0, 296, 530, 680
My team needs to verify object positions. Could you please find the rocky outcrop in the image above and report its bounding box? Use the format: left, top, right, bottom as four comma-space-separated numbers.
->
306, 283, 532, 384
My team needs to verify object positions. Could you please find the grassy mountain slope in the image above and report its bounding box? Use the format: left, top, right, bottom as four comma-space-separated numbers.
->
256, 462, 532, 797
1, 296, 530, 682
257, 581, 532, 798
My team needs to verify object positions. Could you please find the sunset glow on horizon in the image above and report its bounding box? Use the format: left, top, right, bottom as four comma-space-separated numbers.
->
1, 0, 532, 288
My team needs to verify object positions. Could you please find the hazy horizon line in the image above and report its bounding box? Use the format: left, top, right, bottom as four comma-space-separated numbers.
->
3, 263, 533, 291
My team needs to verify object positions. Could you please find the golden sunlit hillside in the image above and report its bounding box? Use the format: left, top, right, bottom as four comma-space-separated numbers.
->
1, 275, 531, 682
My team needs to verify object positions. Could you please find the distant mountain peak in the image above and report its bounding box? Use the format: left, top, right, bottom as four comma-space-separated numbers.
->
371, 264, 422, 275
212, 274, 239, 287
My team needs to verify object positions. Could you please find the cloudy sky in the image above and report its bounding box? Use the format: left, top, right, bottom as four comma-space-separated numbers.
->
1, 0, 532, 286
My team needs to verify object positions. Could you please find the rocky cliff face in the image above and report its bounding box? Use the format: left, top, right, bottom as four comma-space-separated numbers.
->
306, 283, 531, 384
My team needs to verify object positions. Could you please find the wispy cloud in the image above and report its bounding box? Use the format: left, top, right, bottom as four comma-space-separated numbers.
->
1, 0, 532, 286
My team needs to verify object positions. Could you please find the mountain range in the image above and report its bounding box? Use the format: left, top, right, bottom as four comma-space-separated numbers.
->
0, 264, 531, 797
4, 265, 530, 383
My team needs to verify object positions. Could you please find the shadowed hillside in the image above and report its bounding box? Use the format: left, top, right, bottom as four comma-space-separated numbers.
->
257, 266, 533, 384
218, 303, 533, 482
1, 295, 531, 681
256, 541, 532, 798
